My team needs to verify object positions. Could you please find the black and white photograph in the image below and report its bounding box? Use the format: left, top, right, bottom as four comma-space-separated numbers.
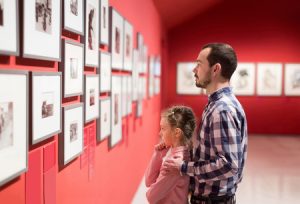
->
99, 0, 109, 45
284, 64, 300, 96
89, 88, 95, 106
0, 70, 28, 187
64, 0, 83, 34
123, 20, 133, 71
70, 58, 78, 79
230, 63, 255, 95
69, 121, 78, 142
98, 98, 111, 141
0, 0, 3, 26
35, 0, 52, 34
257, 63, 282, 96
84, 75, 99, 123
115, 27, 120, 54
41, 92, 54, 118
87, 4, 96, 50
114, 93, 119, 125
70, 0, 78, 16
111, 75, 122, 147
99, 52, 111, 92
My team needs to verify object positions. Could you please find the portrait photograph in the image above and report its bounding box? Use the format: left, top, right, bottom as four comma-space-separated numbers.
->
284, 64, 300, 96
230, 63, 255, 96
99, 51, 111, 92
23, 0, 61, 61
64, 0, 83, 35
110, 7, 124, 70
84, 75, 99, 123
59, 103, 83, 166
97, 98, 111, 141
0, 70, 28, 187
99, 0, 109, 45
257, 63, 282, 96
0, 0, 19, 56
123, 20, 133, 71
32, 72, 61, 144
85, 0, 99, 67
176, 62, 202, 95
111, 75, 122, 147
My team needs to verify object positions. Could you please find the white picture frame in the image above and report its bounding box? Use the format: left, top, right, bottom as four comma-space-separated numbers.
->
99, 51, 111, 92
148, 56, 155, 98
257, 63, 282, 96
0, 70, 28, 187
98, 97, 111, 141
230, 63, 255, 95
176, 62, 201, 95
154, 56, 161, 77
84, 75, 99, 123
99, 0, 109, 45
284, 64, 300, 96
154, 77, 160, 95
63, 0, 84, 35
121, 75, 127, 117
123, 20, 133, 71
127, 76, 132, 115
132, 49, 139, 101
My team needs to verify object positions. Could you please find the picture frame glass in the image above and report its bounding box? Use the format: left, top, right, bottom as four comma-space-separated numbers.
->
85, 75, 99, 122
111, 75, 122, 147
231, 63, 255, 95
100, 52, 111, 92
257, 63, 282, 96
177, 62, 201, 95
99, 98, 111, 141
64, 0, 84, 34
284, 64, 300, 96
123, 20, 133, 71
100, 0, 109, 45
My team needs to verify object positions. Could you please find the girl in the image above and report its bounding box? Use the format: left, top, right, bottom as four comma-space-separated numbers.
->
145, 106, 196, 204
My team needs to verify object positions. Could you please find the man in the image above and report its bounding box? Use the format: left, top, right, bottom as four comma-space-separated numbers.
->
164, 43, 248, 204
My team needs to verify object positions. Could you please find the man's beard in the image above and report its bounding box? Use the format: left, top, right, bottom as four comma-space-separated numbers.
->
195, 77, 211, 89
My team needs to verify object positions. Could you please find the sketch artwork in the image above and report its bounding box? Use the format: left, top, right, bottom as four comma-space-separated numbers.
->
35, 0, 52, 34
0, 102, 13, 151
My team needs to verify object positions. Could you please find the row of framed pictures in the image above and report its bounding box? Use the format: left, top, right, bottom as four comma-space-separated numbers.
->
177, 62, 300, 96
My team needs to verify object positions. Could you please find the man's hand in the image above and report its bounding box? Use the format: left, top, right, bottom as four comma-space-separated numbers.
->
163, 156, 184, 173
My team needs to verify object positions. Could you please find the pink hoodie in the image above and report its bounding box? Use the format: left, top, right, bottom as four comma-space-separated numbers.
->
145, 146, 189, 204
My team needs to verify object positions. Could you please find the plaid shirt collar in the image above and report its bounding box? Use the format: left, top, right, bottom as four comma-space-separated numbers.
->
208, 87, 232, 103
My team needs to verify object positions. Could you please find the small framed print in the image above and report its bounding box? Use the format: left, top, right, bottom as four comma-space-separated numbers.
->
121, 75, 127, 117
176, 62, 201, 95
61, 39, 84, 97
110, 75, 122, 147
99, 0, 109, 45
63, 0, 84, 35
123, 20, 133, 71
0, 0, 19, 56
32, 72, 62, 145
257, 63, 282, 96
23, 0, 61, 61
0, 70, 28, 187
230, 63, 255, 96
84, 75, 99, 123
98, 97, 111, 141
284, 64, 300, 96
132, 49, 139, 101
59, 103, 83, 166
99, 51, 111, 92
110, 7, 124, 70
85, 0, 99, 67
127, 76, 132, 115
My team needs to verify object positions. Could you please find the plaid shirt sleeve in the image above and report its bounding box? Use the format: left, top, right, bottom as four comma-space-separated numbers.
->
182, 109, 241, 183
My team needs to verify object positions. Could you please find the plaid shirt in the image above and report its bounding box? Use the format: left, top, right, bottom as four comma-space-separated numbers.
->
181, 87, 248, 196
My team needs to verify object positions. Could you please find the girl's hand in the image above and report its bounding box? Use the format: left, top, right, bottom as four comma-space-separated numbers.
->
154, 142, 167, 151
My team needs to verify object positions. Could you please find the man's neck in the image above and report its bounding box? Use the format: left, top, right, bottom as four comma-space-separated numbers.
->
206, 81, 230, 95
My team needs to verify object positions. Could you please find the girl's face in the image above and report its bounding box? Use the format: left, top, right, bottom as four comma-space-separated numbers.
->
159, 117, 175, 147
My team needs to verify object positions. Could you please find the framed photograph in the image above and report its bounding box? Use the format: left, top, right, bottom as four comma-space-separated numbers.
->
0, 0, 19, 56
127, 76, 132, 115
230, 63, 255, 95
32, 72, 61, 144
176, 62, 201, 95
99, 0, 109, 45
99, 51, 111, 92
132, 49, 139, 101
61, 39, 84, 97
284, 64, 300, 96
121, 75, 127, 117
59, 103, 83, 166
63, 0, 84, 35
123, 20, 133, 71
97, 97, 111, 141
0, 70, 28, 187
110, 75, 122, 147
257, 63, 282, 96
85, 0, 99, 67
110, 7, 124, 70
84, 75, 99, 123
23, 0, 61, 61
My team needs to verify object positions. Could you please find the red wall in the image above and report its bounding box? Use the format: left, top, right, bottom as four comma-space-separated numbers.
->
0, 0, 165, 203
163, 0, 300, 135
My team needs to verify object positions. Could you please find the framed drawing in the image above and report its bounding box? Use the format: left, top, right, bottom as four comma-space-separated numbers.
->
123, 20, 133, 71
84, 75, 99, 123
257, 63, 282, 96
99, 0, 109, 45
110, 75, 122, 147
61, 39, 84, 97
99, 51, 111, 92
98, 97, 111, 141
127, 76, 132, 115
121, 75, 127, 117
110, 7, 124, 70
63, 0, 84, 35
59, 103, 83, 166
176, 62, 201, 95
132, 49, 139, 101
0, 70, 28, 187
32, 72, 61, 144
85, 0, 99, 67
284, 64, 300, 96
23, 0, 61, 61
0, 0, 19, 56
230, 63, 255, 95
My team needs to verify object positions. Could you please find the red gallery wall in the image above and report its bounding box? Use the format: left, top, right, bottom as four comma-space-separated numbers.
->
163, 0, 300, 135
0, 0, 165, 203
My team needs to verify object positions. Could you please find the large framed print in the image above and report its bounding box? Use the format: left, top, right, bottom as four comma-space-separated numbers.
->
99, 0, 109, 45
110, 75, 122, 147
59, 103, 83, 166
0, 0, 19, 56
257, 63, 282, 96
32, 72, 61, 144
284, 64, 300, 96
98, 98, 111, 141
61, 39, 84, 97
123, 20, 133, 71
132, 49, 139, 101
23, 0, 61, 61
177, 62, 201, 95
84, 75, 99, 123
230, 63, 255, 95
63, 0, 84, 35
121, 76, 127, 117
110, 7, 124, 70
0, 70, 28, 187
85, 0, 99, 67
99, 51, 111, 92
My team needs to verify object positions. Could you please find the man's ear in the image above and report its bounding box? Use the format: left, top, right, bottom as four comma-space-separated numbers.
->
212, 63, 221, 76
